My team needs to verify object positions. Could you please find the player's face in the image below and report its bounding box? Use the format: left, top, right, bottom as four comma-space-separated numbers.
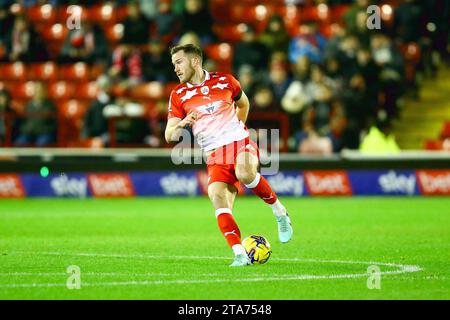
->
172, 51, 195, 84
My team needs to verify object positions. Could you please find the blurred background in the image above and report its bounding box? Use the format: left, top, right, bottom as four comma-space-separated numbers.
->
0, 0, 448, 152
0, 0, 449, 198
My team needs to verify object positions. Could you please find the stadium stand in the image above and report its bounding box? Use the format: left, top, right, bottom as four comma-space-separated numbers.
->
0, 0, 448, 152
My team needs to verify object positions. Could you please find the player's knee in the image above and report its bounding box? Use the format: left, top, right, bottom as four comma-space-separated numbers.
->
208, 191, 228, 208
235, 166, 256, 185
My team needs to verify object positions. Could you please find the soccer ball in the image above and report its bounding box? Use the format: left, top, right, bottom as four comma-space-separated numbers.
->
242, 235, 272, 264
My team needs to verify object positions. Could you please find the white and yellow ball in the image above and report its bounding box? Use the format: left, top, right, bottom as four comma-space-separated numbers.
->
242, 235, 272, 264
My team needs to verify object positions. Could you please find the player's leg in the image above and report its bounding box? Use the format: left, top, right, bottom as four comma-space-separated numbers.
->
208, 181, 250, 266
235, 147, 293, 243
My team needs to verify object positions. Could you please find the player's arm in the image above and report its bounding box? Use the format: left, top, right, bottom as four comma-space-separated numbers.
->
235, 90, 250, 124
165, 113, 197, 143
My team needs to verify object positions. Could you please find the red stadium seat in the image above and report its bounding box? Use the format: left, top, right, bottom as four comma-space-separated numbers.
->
105, 23, 124, 45
57, 99, 89, 146
213, 24, 247, 42
399, 42, 421, 83
204, 43, 233, 72
58, 5, 88, 24
229, 4, 272, 24
440, 122, 450, 139
129, 82, 165, 100
58, 99, 89, 118
210, 0, 231, 23
115, 6, 129, 22
301, 4, 331, 23
164, 82, 179, 98
29, 63, 58, 81
0, 62, 26, 81
9, 82, 36, 100
205, 43, 233, 63
41, 23, 69, 57
76, 82, 99, 100
27, 4, 57, 24
424, 139, 444, 150
331, 4, 350, 23
86, 4, 117, 25
48, 81, 76, 100
58, 63, 90, 81
90, 64, 105, 80
399, 42, 421, 64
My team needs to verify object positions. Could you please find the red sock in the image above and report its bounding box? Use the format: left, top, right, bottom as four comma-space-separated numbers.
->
245, 173, 278, 205
216, 208, 241, 248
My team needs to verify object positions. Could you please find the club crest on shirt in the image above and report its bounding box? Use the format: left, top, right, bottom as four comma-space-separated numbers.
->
201, 86, 209, 95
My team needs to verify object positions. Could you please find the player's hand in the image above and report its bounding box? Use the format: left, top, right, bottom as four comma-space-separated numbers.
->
177, 112, 197, 128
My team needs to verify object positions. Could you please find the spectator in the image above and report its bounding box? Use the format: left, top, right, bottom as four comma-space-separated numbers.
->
177, 31, 202, 47
5, 15, 48, 62
0, 88, 19, 145
370, 32, 405, 117
232, 24, 269, 76
121, 1, 151, 45
59, 20, 108, 65
237, 64, 257, 98
359, 115, 400, 154
0, 4, 13, 43
139, 0, 158, 20
295, 107, 333, 155
247, 84, 280, 146
354, 10, 373, 47
340, 73, 374, 147
288, 22, 327, 64
335, 33, 361, 79
180, 0, 216, 45
355, 47, 380, 101
109, 44, 145, 90
258, 14, 291, 55
393, 0, 423, 43
343, 0, 370, 34
15, 82, 57, 146
287, 63, 336, 151
250, 84, 278, 113
266, 60, 292, 106
153, 0, 179, 41
292, 55, 311, 83
144, 38, 178, 83
325, 58, 345, 95
81, 75, 112, 148
324, 23, 346, 61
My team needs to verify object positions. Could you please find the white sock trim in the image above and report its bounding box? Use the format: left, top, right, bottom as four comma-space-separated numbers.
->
232, 244, 246, 256
245, 172, 261, 189
270, 199, 287, 217
215, 208, 232, 218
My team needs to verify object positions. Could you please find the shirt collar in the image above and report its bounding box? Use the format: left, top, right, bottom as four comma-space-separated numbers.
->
187, 70, 210, 88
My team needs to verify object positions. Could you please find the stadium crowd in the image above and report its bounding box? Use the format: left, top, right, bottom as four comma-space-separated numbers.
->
0, 0, 448, 152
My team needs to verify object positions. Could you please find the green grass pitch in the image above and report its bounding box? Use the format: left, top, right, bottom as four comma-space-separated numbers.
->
0, 197, 449, 299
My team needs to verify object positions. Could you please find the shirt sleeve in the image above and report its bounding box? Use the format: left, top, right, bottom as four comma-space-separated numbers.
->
227, 74, 243, 101
167, 91, 186, 120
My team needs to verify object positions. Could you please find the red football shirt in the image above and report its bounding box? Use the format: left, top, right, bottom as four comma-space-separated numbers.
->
168, 70, 249, 151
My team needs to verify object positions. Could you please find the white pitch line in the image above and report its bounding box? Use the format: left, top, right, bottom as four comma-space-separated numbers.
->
0, 251, 422, 288
0, 270, 417, 288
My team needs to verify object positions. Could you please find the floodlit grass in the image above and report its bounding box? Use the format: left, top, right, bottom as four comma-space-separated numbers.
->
0, 197, 448, 299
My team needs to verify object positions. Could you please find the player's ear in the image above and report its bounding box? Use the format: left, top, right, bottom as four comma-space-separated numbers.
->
192, 56, 200, 67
